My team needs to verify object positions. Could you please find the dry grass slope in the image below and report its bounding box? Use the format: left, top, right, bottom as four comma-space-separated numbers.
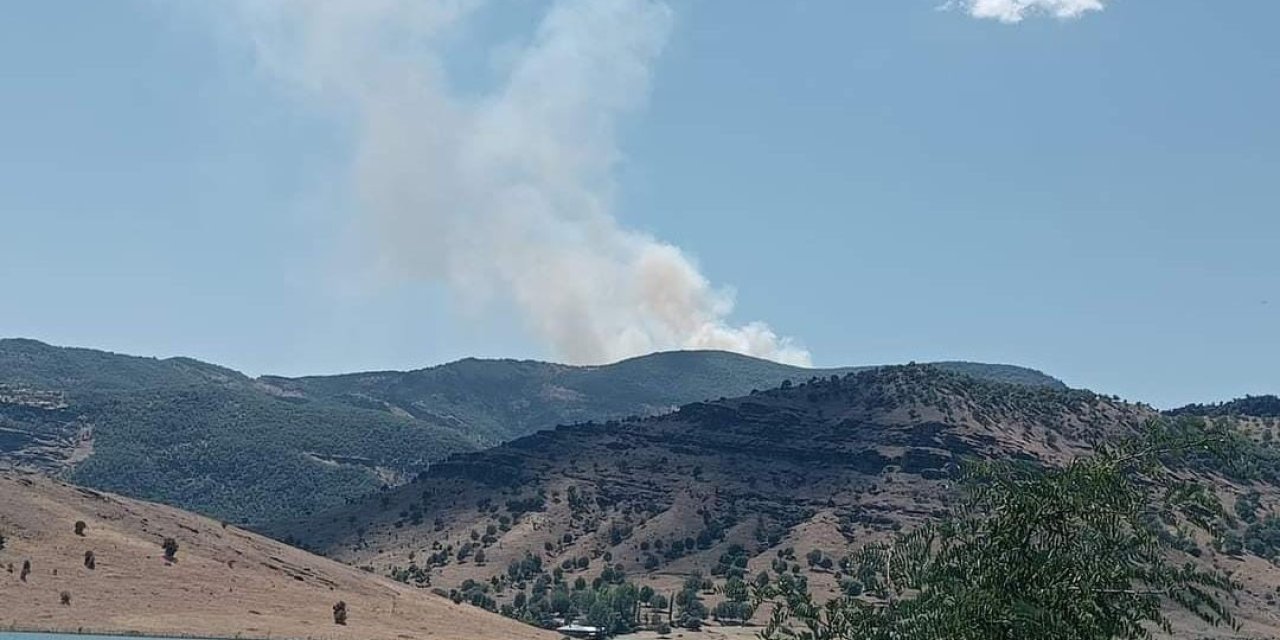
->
0, 470, 555, 640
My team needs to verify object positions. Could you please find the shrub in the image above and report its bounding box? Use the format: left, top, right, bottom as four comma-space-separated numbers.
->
650, 593, 669, 611
838, 577, 862, 596
162, 537, 179, 561
805, 549, 824, 567
84, 550, 96, 570
60, 591, 72, 606
713, 600, 754, 625
333, 600, 348, 625
20, 559, 30, 582
74, 521, 87, 537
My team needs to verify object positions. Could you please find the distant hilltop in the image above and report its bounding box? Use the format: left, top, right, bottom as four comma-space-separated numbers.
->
0, 337, 1063, 527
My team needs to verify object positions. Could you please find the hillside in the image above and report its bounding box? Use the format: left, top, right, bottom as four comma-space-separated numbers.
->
259, 350, 1065, 445
1170, 394, 1280, 418
278, 365, 1139, 571
277, 367, 1280, 638
0, 339, 477, 527
0, 469, 554, 640
0, 338, 1061, 527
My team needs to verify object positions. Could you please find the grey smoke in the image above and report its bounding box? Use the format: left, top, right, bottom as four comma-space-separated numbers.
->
227, 0, 810, 366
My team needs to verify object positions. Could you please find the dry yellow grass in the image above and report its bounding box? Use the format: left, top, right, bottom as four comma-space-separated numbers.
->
0, 470, 557, 640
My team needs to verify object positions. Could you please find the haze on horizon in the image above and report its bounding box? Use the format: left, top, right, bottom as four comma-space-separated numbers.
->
0, 0, 1276, 407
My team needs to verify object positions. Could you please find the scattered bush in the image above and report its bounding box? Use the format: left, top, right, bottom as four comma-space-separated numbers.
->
1244, 515, 1280, 561
713, 600, 754, 625
805, 548, 825, 567
650, 593, 669, 611
162, 537, 179, 562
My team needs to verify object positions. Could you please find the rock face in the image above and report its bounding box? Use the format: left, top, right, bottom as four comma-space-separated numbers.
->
0, 469, 556, 640
0, 384, 86, 472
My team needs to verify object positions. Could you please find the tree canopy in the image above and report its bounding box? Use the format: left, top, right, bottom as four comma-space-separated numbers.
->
756, 419, 1240, 640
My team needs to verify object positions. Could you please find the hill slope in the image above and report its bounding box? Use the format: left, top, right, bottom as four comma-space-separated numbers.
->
0, 338, 1062, 527
279, 367, 1280, 638
280, 365, 1134, 572
0, 469, 554, 640
0, 339, 477, 527
1170, 394, 1280, 418
259, 349, 1066, 444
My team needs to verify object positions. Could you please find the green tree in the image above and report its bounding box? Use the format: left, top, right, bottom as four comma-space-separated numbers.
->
650, 593, 669, 611
756, 421, 1238, 640
714, 600, 755, 625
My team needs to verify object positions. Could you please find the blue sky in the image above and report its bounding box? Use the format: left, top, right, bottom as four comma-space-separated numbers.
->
1, 1, 1276, 407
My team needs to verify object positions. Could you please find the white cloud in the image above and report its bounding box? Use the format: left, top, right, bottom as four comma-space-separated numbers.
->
950, 0, 1107, 23
221, 0, 811, 366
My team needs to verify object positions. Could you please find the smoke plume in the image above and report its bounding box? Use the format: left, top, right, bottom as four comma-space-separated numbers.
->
228, 0, 810, 366
949, 0, 1108, 23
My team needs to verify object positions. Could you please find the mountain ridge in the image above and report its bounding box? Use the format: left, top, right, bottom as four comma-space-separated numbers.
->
1, 337, 1069, 528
